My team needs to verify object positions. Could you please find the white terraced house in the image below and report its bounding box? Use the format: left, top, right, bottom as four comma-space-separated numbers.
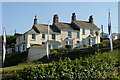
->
15, 13, 100, 52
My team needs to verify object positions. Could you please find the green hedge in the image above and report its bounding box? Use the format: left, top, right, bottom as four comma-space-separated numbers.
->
3, 50, 120, 80
4, 51, 28, 67
39, 43, 120, 63
65, 45, 72, 49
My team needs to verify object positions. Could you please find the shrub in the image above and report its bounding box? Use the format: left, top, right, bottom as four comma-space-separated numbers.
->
32, 44, 43, 46
113, 40, 120, 47
50, 49, 58, 54
93, 43, 106, 49
65, 45, 72, 49
6, 50, 119, 80
102, 40, 110, 47
4, 51, 28, 67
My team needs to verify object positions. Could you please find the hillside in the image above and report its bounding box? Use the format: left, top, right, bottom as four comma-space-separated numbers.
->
3, 39, 120, 67
2, 39, 120, 79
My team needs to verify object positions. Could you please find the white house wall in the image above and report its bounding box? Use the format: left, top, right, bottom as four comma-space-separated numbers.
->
16, 27, 100, 52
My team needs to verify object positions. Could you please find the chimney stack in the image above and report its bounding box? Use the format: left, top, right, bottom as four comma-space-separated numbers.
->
34, 15, 37, 25
72, 13, 76, 21
89, 15, 94, 23
53, 14, 59, 23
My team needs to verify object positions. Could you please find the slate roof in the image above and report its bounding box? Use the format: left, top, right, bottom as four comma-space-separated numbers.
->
35, 24, 60, 34
25, 20, 99, 34
73, 20, 100, 30
26, 29, 37, 34
54, 22, 76, 31
25, 24, 60, 34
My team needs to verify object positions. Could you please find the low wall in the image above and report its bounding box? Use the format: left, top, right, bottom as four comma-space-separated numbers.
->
28, 46, 47, 61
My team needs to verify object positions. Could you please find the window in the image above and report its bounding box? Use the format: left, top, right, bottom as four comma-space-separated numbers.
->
92, 38, 95, 45
23, 45, 25, 51
69, 40, 73, 47
23, 35, 25, 41
68, 31, 72, 37
18, 47, 20, 52
82, 38, 85, 45
32, 34, 36, 39
90, 29, 94, 35
82, 28, 85, 35
19, 37, 20, 42
77, 32, 80, 38
42, 34, 45, 39
52, 44, 58, 49
89, 39, 91, 45
66, 40, 73, 47
52, 34, 56, 40
66, 41, 69, 45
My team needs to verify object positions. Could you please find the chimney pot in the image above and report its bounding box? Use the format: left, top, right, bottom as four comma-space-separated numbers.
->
72, 13, 76, 21
53, 14, 59, 23
34, 15, 37, 25
89, 15, 94, 23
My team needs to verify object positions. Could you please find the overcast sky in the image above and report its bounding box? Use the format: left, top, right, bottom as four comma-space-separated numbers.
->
2, 2, 118, 35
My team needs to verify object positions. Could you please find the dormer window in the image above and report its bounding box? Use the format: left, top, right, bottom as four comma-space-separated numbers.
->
90, 29, 94, 35
32, 34, 36, 39
68, 31, 72, 37
52, 34, 56, 40
82, 38, 86, 45
42, 34, 45, 39
82, 28, 85, 35
23, 35, 25, 41
77, 32, 80, 38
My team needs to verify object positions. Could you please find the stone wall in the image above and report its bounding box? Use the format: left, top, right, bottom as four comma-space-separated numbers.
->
28, 46, 47, 61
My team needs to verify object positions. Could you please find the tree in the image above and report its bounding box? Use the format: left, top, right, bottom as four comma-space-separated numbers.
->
6, 36, 18, 48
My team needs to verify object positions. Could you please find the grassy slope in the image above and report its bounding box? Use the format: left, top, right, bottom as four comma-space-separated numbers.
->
1, 62, 48, 73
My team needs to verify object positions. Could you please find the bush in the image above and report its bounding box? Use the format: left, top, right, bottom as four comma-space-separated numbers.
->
32, 44, 43, 46
6, 36, 18, 48
5, 50, 119, 80
93, 43, 106, 49
65, 45, 72, 49
102, 40, 110, 47
113, 40, 120, 47
50, 49, 58, 54
4, 51, 28, 67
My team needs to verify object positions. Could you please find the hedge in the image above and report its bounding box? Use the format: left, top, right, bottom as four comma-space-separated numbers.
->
2, 50, 120, 80
4, 51, 28, 67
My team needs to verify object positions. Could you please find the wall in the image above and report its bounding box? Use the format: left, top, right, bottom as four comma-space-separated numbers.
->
60, 30, 80, 47
27, 33, 60, 48
28, 46, 48, 61
80, 28, 100, 44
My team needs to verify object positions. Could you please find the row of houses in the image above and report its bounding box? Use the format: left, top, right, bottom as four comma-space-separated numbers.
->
100, 33, 120, 40
14, 13, 100, 52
